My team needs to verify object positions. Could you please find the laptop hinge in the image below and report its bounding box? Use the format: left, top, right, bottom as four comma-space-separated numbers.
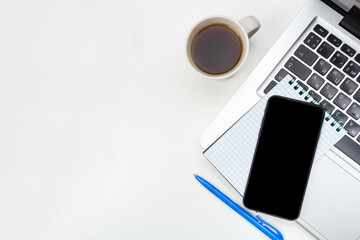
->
339, 5, 360, 40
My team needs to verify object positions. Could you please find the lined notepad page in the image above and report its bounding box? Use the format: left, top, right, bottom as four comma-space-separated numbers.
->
204, 76, 345, 195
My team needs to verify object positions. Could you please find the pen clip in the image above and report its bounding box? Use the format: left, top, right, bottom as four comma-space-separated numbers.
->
256, 215, 284, 240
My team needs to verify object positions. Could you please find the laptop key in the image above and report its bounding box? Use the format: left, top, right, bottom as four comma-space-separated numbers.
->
335, 136, 360, 165
263, 81, 277, 94
314, 59, 331, 76
344, 120, 360, 137
344, 61, 360, 78
313, 24, 328, 37
330, 51, 348, 68
275, 69, 292, 82
296, 80, 309, 91
354, 89, 360, 103
309, 90, 322, 102
333, 92, 352, 110
340, 78, 359, 95
320, 83, 338, 100
320, 100, 335, 113
341, 44, 356, 57
307, 73, 325, 90
347, 102, 360, 120
355, 54, 360, 64
294, 44, 318, 65
284, 57, 311, 80
326, 68, 345, 85
317, 42, 335, 59
332, 110, 348, 125
304, 32, 321, 49
327, 34, 342, 47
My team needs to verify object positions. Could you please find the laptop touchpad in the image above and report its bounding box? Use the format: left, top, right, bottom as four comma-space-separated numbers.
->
300, 155, 360, 240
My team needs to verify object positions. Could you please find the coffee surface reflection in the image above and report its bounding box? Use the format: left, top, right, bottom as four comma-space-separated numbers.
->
191, 24, 242, 75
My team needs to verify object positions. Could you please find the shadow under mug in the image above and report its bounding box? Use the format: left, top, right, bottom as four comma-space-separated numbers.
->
186, 15, 261, 80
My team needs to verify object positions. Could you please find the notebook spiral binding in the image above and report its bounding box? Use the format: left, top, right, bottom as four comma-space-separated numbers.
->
287, 77, 344, 132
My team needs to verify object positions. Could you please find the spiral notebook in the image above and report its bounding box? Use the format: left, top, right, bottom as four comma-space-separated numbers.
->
203, 75, 346, 196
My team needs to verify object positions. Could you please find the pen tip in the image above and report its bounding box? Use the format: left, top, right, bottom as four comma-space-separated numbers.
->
193, 174, 197, 177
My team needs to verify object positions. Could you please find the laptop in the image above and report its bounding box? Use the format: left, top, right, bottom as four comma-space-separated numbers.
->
200, 0, 360, 239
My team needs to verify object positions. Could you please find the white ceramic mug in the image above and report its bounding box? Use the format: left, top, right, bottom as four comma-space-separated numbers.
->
186, 15, 261, 80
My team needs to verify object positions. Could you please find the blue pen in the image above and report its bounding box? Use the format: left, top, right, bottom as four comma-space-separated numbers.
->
194, 174, 284, 240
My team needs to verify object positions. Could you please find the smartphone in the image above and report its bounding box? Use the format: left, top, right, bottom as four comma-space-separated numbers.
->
243, 96, 324, 220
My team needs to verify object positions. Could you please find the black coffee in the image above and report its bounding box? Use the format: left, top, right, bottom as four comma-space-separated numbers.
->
191, 24, 242, 75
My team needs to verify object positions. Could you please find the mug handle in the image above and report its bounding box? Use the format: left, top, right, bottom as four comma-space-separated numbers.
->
238, 16, 261, 38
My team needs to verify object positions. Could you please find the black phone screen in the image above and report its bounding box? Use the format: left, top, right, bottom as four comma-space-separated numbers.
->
243, 96, 324, 220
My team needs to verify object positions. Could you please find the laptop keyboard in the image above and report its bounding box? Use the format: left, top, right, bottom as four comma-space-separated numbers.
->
264, 24, 360, 166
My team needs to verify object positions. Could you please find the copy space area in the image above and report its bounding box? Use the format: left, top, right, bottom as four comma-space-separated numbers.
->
0, 0, 311, 239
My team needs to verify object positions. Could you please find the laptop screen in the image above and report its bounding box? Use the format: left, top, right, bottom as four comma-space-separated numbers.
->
330, 0, 360, 12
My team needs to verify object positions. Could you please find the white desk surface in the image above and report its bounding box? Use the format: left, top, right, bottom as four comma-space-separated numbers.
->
0, 0, 316, 239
